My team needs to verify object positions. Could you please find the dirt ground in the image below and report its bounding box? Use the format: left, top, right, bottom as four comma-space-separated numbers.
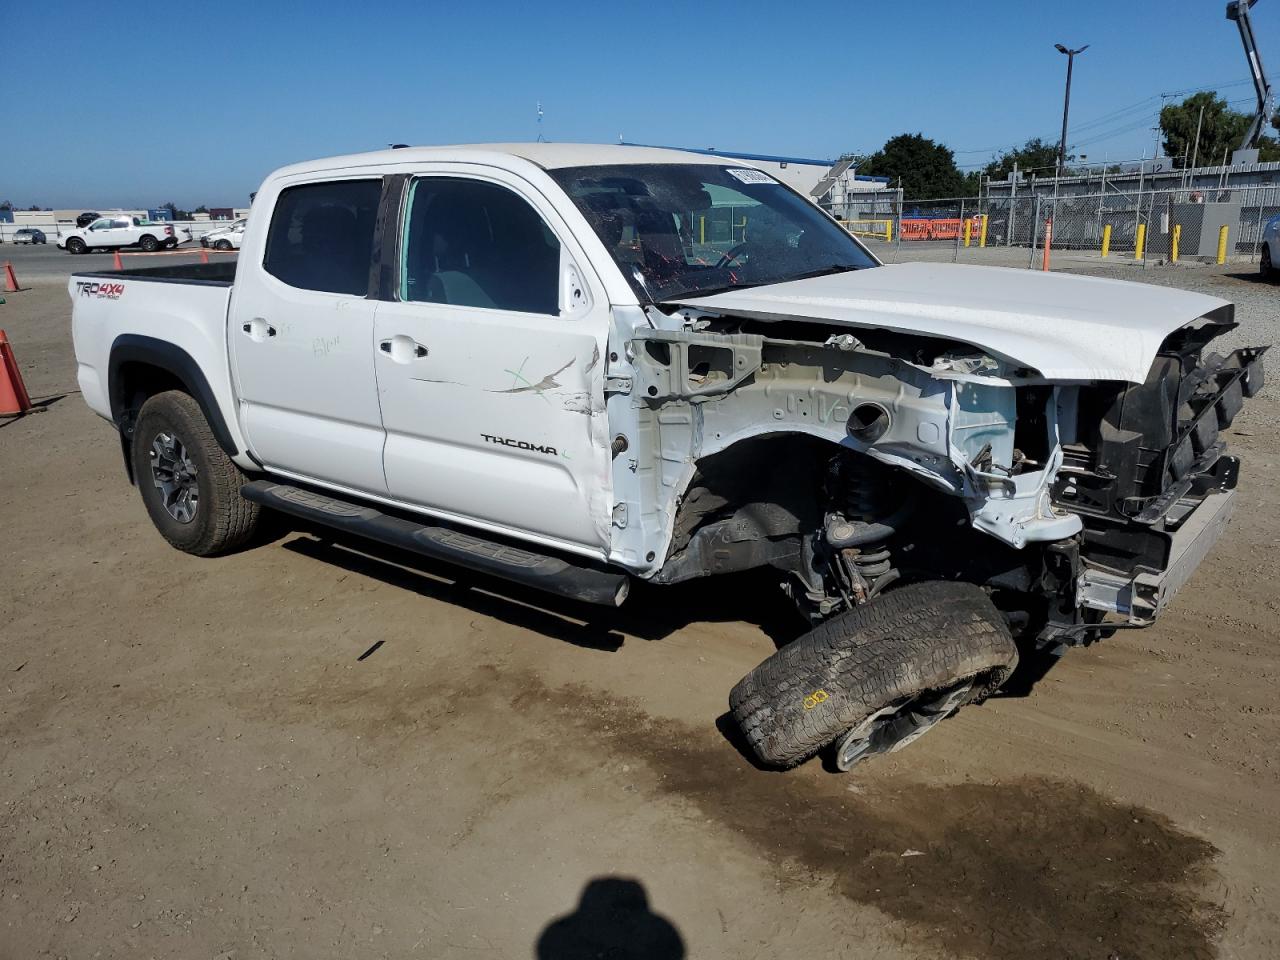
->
2, 251, 1278, 960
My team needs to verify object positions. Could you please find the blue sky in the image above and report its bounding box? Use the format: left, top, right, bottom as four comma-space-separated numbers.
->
3, 0, 1273, 207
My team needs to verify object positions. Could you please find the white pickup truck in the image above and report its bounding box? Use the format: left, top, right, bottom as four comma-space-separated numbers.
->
69, 144, 1267, 771
59, 215, 181, 254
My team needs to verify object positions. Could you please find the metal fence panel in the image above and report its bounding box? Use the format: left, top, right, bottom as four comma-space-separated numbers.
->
831, 185, 1279, 267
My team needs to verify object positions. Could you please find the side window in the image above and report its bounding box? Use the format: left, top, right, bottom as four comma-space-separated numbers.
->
401, 178, 561, 316
89, 219, 110, 231
263, 179, 381, 295
112, 219, 130, 229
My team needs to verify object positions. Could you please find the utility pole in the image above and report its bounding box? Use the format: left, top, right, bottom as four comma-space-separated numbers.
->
1190, 101, 1206, 171
1055, 44, 1090, 177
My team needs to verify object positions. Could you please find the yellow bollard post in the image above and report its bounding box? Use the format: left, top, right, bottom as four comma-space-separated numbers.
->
978, 215, 988, 248
1101, 224, 1112, 258
1135, 223, 1147, 260
699, 216, 705, 245
885, 220, 893, 243
1172, 224, 1181, 263
963, 219, 972, 247
1217, 224, 1229, 264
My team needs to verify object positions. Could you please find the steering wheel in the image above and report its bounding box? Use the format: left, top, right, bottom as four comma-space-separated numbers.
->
716, 241, 750, 270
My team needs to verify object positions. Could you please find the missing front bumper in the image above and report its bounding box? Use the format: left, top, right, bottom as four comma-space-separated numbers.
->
1079, 487, 1236, 624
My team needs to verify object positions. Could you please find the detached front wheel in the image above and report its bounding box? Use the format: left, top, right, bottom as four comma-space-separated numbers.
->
131, 390, 260, 556
729, 581, 1018, 770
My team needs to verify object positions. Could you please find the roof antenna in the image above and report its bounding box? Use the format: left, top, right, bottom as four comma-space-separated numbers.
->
536, 101, 546, 142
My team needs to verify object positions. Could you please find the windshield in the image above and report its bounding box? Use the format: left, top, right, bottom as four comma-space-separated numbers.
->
551, 163, 877, 302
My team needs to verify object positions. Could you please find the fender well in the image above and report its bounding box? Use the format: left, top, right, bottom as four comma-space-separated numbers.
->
108, 334, 238, 482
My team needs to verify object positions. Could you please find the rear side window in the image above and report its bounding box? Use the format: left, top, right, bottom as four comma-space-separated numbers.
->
263, 179, 381, 295
400, 178, 561, 315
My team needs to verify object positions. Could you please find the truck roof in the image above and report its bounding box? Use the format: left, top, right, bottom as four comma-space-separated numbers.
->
268, 143, 743, 179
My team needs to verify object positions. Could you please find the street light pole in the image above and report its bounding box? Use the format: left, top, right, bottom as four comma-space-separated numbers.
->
1055, 43, 1089, 177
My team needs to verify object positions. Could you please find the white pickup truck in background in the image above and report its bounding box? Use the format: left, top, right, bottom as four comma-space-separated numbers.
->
68, 144, 1267, 772
58, 215, 182, 254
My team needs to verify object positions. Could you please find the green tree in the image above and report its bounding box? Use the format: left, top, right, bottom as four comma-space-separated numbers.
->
194, 205, 209, 214
1160, 92, 1280, 166
984, 138, 1063, 180
858, 134, 970, 199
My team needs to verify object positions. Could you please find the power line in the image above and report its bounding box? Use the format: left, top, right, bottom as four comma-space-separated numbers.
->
953, 78, 1260, 159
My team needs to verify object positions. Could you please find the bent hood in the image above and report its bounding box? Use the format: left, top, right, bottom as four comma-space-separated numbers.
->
674, 262, 1231, 383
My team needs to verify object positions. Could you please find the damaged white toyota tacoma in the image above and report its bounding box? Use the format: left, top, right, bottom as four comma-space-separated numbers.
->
69, 144, 1267, 771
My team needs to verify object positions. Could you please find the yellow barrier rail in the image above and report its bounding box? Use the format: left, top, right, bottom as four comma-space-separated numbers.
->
839, 219, 893, 242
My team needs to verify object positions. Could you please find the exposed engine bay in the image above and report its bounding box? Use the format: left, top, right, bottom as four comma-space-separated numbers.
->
613, 302, 1266, 651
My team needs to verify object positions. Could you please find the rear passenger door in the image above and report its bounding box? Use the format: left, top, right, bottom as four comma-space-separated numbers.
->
229, 177, 389, 495
372, 170, 612, 554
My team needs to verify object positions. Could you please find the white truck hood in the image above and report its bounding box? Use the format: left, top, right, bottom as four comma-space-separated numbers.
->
674, 262, 1231, 383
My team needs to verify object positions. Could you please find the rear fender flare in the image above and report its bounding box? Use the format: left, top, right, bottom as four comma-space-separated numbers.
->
107, 334, 238, 481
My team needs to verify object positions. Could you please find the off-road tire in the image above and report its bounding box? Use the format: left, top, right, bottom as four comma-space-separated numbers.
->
139, 235, 159, 252
729, 581, 1018, 768
66, 237, 86, 255
131, 390, 260, 556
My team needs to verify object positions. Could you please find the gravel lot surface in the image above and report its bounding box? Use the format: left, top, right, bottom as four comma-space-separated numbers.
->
2, 252, 1277, 959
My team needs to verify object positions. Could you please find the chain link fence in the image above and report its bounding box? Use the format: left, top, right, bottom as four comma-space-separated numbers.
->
831, 184, 1280, 268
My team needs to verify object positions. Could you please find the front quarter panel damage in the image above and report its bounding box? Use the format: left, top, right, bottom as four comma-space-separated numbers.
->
606, 326, 1079, 576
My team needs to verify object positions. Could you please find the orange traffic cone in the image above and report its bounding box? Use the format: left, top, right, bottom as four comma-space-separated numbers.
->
113, 250, 124, 270
0, 329, 33, 416
3, 262, 19, 293
200, 248, 209, 264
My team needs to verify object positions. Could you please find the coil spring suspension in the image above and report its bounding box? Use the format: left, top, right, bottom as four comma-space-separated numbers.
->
824, 456, 905, 606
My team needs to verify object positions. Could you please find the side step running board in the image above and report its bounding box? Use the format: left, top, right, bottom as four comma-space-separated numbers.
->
240, 480, 630, 607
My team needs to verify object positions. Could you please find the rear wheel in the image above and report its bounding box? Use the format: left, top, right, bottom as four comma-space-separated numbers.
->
130, 390, 260, 556
139, 235, 159, 252
729, 581, 1018, 770
66, 237, 86, 255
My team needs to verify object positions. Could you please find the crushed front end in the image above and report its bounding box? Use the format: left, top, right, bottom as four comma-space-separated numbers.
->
1047, 316, 1267, 640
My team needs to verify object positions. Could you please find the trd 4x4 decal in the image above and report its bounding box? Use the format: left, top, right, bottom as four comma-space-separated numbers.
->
74, 281, 124, 300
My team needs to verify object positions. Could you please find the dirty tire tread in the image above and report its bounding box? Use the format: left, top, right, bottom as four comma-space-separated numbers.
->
132, 390, 259, 556
729, 582, 1018, 768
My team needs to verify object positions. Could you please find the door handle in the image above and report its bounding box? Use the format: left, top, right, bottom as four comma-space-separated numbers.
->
378, 336, 429, 363
241, 318, 276, 341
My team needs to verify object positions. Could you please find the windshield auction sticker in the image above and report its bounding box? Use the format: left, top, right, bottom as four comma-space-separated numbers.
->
725, 168, 775, 185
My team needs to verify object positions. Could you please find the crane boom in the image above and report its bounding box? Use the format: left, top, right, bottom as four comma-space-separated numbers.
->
1227, 0, 1276, 151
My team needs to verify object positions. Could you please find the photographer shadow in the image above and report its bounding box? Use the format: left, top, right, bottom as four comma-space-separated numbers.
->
536, 877, 685, 960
